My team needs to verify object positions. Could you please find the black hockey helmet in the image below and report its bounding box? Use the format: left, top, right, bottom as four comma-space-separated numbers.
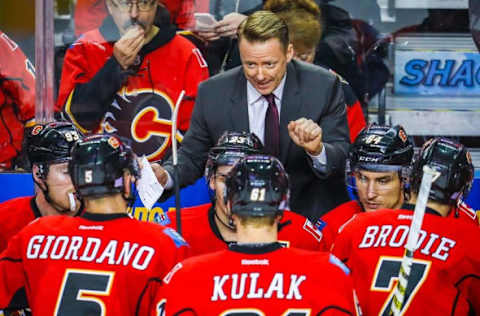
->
27, 121, 82, 167
411, 137, 474, 205
69, 134, 139, 198
225, 155, 289, 217
205, 131, 264, 181
349, 123, 413, 172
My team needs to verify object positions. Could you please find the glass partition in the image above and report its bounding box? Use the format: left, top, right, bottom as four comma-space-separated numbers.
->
1, 0, 479, 172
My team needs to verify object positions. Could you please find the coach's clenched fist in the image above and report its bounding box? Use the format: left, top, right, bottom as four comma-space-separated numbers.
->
288, 118, 323, 155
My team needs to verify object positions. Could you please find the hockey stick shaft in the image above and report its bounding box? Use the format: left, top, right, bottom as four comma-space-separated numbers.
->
390, 165, 439, 316
172, 90, 185, 236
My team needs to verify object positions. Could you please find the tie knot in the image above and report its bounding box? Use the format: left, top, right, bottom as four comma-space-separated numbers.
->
263, 94, 276, 106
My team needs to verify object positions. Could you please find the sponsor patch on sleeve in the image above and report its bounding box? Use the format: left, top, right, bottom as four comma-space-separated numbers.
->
163, 228, 188, 248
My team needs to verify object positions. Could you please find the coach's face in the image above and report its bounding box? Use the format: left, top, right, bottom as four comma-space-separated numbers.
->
107, 0, 157, 35
239, 37, 293, 95
355, 169, 404, 212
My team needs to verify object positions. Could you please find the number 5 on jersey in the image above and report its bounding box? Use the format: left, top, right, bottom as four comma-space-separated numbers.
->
54, 269, 115, 316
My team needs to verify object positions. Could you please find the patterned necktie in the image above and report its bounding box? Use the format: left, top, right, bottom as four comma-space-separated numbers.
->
263, 93, 280, 157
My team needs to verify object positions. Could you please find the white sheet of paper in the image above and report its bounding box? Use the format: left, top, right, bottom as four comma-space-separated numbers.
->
137, 156, 164, 210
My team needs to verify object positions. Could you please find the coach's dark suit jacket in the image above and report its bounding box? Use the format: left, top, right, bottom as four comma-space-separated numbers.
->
164, 59, 351, 220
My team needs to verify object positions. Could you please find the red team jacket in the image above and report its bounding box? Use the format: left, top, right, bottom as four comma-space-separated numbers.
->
0, 212, 188, 315
332, 205, 480, 315
0, 31, 35, 169
165, 203, 325, 257
57, 21, 208, 161
0, 196, 40, 253
158, 243, 360, 315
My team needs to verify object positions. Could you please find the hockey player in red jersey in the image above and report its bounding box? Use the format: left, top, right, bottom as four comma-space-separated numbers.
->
0, 134, 188, 315
156, 155, 361, 315
0, 30, 36, 170
320, 124, 414, 250
332, 137, 480, 315
165, 131, 325, 257
57, 0, 208, 162
0, 122, 84, 253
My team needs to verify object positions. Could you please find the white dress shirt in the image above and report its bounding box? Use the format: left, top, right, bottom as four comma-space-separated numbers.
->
246, 74, 327, 166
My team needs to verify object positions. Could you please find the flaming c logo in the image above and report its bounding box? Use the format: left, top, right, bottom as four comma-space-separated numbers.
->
104, 89, 184, 162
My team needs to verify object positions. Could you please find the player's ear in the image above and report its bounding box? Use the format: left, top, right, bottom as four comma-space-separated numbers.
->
209, 174, 215, 190
123, 169, 132, 197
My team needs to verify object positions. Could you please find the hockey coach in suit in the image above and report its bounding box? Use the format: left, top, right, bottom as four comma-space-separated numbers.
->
156, 10, 351, 220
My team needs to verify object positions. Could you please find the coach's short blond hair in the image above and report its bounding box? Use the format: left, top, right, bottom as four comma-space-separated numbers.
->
237, 10, 290, 51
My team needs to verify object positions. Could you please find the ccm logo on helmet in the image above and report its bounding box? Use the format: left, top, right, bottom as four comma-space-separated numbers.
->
359, 156, 381, 162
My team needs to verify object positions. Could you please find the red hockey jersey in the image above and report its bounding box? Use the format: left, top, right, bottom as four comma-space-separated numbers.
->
332, 205, 480, 315
157, 243, 360, 315
0, 196, 39, 253
0, 212, 188, 315
57, 22, 208, 161
0, 31, 35, 169
165, 203, 324, 257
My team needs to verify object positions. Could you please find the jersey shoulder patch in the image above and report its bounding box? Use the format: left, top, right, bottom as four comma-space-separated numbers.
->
329, 253, 350, 275
163, 227, 188, 248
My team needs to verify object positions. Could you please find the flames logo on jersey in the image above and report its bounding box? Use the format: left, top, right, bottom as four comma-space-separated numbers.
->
100, 88, 184, 162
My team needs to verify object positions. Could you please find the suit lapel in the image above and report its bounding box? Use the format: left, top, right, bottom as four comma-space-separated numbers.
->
230, 70, 250, 132
279, 62, 301, 163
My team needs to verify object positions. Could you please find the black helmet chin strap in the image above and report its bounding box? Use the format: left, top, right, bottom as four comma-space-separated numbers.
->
122, 177, 137, 209
215, 211, 236, 232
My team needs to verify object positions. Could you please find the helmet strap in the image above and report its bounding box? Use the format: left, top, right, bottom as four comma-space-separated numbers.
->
214, 211, 236, 231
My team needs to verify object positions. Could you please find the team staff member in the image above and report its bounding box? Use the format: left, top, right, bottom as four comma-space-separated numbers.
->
332, 138, 480, 315
0, 134, 188, 315
57, 0, 208, 162
0, 122, 83, 253
155, 10, 351, 221
157, 155, 360, 315
0, 30, 35, 170
166, 132, 326, 257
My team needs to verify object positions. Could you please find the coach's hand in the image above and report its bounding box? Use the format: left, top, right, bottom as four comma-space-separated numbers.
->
113, 25, 145, 70
288, 118, 323, 156
151, 162, 169, 187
